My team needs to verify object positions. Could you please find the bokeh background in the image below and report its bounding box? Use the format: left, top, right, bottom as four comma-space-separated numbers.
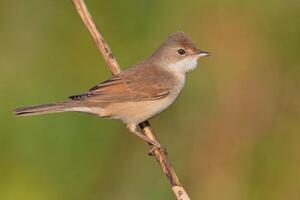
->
1, 0, 300, 199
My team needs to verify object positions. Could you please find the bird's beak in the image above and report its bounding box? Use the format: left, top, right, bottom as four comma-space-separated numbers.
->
196, 50, 211, 57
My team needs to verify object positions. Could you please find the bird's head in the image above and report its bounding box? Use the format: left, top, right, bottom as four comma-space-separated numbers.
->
151, 32, 210, 73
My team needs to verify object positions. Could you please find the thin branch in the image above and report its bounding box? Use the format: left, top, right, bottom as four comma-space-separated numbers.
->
72, 1, 191, 199
72, 0, 121, 75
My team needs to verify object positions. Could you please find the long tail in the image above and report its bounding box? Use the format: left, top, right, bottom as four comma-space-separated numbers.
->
14, 102, 73, 116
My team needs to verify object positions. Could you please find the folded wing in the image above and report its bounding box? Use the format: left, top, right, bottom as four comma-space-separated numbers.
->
69, 63, 174, 104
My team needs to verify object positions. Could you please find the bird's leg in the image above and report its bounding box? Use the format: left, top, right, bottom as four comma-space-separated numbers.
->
127, 123, 161, 147
127, 123, 166, 155
147, 145, 167, 156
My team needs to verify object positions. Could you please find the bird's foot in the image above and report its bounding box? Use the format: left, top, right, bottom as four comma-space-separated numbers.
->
148, 143, 167, 156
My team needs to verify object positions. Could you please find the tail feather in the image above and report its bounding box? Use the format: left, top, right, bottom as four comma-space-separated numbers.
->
14, 102, 70, 116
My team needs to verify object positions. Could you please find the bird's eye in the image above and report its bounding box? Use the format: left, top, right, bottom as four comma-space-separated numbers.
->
177, 49, 186, 55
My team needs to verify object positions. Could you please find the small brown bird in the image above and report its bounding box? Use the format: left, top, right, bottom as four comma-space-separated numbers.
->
14, 32, 210, 151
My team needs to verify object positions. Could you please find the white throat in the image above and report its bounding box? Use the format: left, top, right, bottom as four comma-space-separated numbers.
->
169, 58, 198, 73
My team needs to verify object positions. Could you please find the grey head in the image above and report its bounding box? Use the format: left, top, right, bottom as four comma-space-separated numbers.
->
149, 32, 210, 73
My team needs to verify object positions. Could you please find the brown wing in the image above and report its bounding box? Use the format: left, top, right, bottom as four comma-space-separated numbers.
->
69, 63, 174, 103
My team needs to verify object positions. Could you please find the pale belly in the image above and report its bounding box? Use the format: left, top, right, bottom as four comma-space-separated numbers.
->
103, 94, 179, 124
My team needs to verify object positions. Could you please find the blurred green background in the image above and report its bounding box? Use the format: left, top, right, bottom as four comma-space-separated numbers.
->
1, 0, 300, 199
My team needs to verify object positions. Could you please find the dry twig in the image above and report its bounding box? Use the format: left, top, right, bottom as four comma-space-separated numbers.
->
72, 1, 190, 199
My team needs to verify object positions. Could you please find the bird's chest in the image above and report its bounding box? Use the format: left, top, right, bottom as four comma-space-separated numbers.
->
158, 73, 185, 108
129, 74, 185, 123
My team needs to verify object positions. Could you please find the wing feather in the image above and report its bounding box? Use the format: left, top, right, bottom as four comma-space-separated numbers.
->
69, 63, 174, 103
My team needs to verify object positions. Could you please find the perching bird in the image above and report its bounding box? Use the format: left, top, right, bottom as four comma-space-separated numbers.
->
14, 32, 210, 152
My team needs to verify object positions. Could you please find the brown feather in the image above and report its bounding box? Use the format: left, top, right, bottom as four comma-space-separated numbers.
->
69, 62, 175, 104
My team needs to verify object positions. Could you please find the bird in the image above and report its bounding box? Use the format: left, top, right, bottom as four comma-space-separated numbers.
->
14, 31, 210, 152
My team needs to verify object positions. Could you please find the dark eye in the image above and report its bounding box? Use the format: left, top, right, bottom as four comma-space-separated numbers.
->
177, 49, 186, 55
